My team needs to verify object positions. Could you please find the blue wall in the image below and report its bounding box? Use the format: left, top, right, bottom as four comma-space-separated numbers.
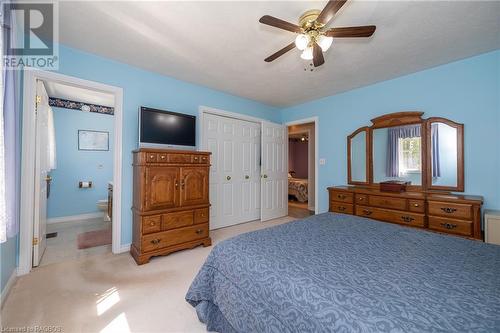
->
47, 107, 114, 218
54, 45, 280, 246
281, 50, 500, 213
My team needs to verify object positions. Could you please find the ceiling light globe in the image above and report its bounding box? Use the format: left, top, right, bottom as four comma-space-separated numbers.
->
300, 46, 313, 60
318, 35, 333, 52
295, 34, 309, 51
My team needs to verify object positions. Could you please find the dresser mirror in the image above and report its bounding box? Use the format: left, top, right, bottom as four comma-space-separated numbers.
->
347, 127, 369, 185
425, 118, 464, 191
347, 112, 464, 192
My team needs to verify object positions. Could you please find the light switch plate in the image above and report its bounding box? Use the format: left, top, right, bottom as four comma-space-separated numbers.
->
319, 158, 326, 165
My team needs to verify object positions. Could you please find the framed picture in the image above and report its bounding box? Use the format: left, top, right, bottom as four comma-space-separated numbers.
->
78, 130, 109, 151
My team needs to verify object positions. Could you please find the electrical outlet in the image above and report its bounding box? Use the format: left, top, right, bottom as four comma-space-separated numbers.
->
319, 158, 326, 165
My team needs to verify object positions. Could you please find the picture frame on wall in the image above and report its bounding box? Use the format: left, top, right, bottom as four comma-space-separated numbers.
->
78, 130, 109, 151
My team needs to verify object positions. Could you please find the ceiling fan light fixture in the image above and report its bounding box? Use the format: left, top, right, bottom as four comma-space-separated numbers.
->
295, 34, 309, 50
300, 46, 314, 60
318, 35, 333, 52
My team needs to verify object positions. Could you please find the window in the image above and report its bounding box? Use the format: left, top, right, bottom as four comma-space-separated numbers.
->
398, 137, 421, 175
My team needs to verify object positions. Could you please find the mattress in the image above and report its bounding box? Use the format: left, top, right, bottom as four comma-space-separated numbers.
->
186, 213, 500, 332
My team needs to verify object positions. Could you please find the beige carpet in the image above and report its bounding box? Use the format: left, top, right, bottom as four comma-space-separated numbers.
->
1, 216, 296, 333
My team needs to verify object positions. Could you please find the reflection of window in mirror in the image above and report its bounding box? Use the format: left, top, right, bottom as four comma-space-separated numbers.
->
398, 137, 421, 175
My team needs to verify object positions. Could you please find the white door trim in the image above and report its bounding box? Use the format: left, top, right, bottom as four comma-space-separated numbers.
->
19, 69, 124, 275
285, 117, 319, 214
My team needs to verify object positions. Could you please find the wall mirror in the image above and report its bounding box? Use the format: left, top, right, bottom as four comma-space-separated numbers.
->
347, 112, 464, 192
347, 127, 369, 185
426, 118, 464, 191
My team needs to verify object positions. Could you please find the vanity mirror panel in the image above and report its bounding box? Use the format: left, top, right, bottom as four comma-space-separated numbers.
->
426, 118, 464, 191
372, 124, 423, 186
348, 127, 369, 184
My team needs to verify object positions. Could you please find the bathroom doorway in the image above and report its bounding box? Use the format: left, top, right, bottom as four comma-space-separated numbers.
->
26, 75, 119, 267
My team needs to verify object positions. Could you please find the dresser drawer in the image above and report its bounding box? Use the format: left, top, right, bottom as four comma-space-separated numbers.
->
142, 224, 209, 253
330, 190, 353, 203
167, 154, 192, 163
428, 216, 472, 236
428, 201, 472, 220
408, 200, 425, 213
194, 208, 209, 224
368, 195, 407, 210
356, 205, 425, 228
142, 215, 161, 234
146, 153, 157, 163
330, 203, 353, 215
355, 194, 368, 205
161, 211, 194, 230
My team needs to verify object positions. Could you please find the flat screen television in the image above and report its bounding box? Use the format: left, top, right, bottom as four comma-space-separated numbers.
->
139, 107, 196, 149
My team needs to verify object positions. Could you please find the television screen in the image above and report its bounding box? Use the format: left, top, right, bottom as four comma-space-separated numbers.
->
140, 107, 196, 147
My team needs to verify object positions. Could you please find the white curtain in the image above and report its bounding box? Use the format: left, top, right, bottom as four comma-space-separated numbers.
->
0, 21, 7, 243
48, 106, 57, 170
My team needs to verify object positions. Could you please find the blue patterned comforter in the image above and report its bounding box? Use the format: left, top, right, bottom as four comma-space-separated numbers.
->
186, 213, 500, 332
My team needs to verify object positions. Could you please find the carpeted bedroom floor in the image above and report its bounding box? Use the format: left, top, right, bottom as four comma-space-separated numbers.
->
1, 216, 296, 333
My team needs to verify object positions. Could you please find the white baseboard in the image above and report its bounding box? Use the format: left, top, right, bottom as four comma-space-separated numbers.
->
118, 243, 131, 254
1, 270, 17, 308
47, 212, 104, 224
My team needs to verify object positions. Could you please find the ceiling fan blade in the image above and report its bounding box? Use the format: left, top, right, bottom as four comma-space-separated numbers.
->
316, 0, 348, 25
259, 15, 302, 33
264, 42, 296, 62
312, 42, 325, 67
325, 25, 376, 37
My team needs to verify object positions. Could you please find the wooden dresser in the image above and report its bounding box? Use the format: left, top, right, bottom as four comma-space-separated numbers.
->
329, 186, 483, 240
131, 148, 212, 264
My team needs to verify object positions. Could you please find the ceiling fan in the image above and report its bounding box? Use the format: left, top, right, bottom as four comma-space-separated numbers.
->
259, 0, 376, 67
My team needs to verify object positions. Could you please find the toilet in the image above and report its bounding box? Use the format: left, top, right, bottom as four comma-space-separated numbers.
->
97, 199, 111, 222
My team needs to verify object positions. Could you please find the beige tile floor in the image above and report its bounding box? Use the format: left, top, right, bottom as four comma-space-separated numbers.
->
40, 218, 111, 266
1, 216, 296, 333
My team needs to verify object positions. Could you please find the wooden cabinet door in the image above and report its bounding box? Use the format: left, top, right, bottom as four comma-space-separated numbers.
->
180, 167, 209, 207
144, 166, 180, 211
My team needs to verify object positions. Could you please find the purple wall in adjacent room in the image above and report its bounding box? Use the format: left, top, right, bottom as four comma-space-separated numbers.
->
289, 140, 308, 178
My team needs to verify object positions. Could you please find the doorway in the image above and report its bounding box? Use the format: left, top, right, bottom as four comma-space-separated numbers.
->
19, 70, 123, 274
286, 118, 318, 218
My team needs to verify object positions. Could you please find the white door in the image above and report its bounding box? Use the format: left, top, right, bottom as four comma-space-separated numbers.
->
33, 80, 50, 266
239, 121, 261, 222
261, 121, 288, 221
203, 113, 261, 229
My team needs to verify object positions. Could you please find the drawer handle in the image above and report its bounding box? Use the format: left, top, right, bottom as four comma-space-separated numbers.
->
149, 222, 156, 226
150, 155, 155, 159
413, 203, 420, 207
151, 239, 161, 245
338, 206, 346, 211
362, 209, 372, 216
160, 155, 166, 160
196, 229, 203, 235
440, 222, 457, 230
202, 157, 207, 161
194, 157, 199, 161
337, 194, 346, 200
401, 216, 415, 223
441, 207, 457, 214
358, 197, 365, 201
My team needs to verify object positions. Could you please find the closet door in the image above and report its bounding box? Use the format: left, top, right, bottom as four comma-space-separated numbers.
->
261, 122, 288, 221
204, 114, 240, 229
240, 121, 261, 222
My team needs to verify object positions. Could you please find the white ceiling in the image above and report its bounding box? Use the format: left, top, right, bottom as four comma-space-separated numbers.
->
58, 1, 500, 107
44, 80, 115, 107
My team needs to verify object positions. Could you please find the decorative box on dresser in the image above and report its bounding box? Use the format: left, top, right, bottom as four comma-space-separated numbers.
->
131, 148, 212, 265
328, 187, 483, 240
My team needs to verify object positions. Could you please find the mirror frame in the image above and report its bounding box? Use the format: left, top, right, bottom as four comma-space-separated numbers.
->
347, 126, 371, 185
347, 112, 465, 192
425, 117, 464, 192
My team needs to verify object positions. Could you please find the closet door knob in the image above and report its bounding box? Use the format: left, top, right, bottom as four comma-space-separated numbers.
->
226, 176, 231, 181
245, 175, 249, 179
263, 174, 268, 179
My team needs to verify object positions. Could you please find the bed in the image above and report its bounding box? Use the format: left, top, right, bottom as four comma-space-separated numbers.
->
186, 213, 500, 332
288, 177, 308, 202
